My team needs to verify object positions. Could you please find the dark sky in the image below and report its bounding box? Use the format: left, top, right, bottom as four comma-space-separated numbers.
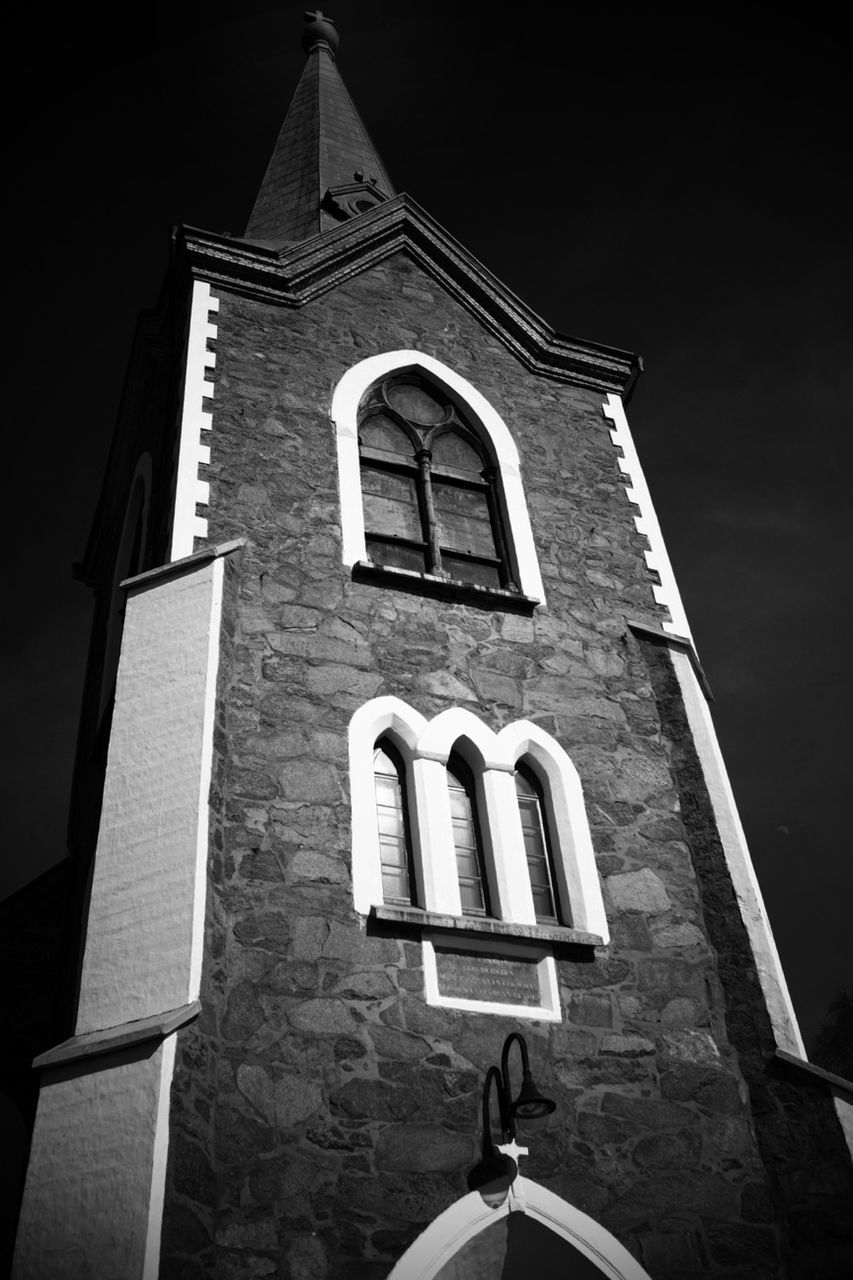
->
4, 3, 851, 1047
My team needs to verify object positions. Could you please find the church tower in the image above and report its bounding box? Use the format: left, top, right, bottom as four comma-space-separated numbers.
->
14, 13, 852, 1279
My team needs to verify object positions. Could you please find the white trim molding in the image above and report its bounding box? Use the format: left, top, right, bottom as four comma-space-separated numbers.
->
670, 647, 805, 1055
170, 280, 219, 560
331, 350, 545, 603
348, 697, 607, 941
603, 392, 690, 637
387, 1177, 653, 1280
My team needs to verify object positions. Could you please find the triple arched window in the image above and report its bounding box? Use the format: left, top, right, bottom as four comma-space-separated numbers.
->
349, 698, 608, 943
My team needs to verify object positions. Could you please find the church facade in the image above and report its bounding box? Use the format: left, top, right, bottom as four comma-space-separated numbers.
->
13, 14, 852, 1279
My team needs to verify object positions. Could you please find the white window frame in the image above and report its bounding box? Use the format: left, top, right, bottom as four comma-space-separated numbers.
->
349, 698, 607, 943
331, 351, 545, 603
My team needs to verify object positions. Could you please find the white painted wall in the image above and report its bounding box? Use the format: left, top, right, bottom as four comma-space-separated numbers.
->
76, 554, 225, 1034
15, 546, 234, 1277
12, 1038, 176, 1280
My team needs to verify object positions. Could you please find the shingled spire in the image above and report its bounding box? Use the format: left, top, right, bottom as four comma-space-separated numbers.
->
244, 10, 395, 243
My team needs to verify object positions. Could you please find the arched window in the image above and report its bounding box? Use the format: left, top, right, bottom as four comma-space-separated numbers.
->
359, 374, 515, 590
373, 739, 415, 905
515, 763, 560, 924
447, 754, 491, 916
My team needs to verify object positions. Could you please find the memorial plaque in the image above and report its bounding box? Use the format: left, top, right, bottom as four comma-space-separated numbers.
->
434, 947, 542, 1007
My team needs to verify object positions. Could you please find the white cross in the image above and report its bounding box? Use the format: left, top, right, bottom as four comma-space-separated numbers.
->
497, 1137, 529, 1165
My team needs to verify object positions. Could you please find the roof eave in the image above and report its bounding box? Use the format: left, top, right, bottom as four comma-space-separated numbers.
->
178, 195, 641, 395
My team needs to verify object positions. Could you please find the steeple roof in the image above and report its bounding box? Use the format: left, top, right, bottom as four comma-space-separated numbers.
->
244, 11, 395, 244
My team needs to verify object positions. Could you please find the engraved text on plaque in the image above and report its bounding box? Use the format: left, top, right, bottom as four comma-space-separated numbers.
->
434, 947, 542, 1007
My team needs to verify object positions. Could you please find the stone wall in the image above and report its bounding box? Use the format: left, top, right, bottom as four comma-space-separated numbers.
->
158, 254, 851, 1279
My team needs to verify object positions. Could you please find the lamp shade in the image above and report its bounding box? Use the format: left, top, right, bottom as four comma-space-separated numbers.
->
509, 1068, 556, 1121
466, 1148, 518, 1208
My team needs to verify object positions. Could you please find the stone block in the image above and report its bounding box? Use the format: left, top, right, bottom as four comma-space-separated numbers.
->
334, 971, 395, 999
342, 1172, 456, 1226
290, 916, 329, 961
706, 1220, 779, 1268
605, 868, 671, 915
559, 956, 631, 990
329, 1078, 417, 1123
375, 1124, 473, 1173
368, 1024, 431, 1060
636, 958, 706, 999
218, 1218, 279, 1250
222, 980, 265, 1040
640, 1230, 704, 1273
276, 1071, 324, 1127
600, 1033, 656, 1057
632, 1127, 701, 1169
279, 758, 342, 803
170, 1131, 216, 1203
659, 1029, 721, 1065
232, 911, 291, 954
577, 1110, 633, 1145
601, 1091, 693, 1130
288, 998, 361, 1036
284, 1234, 327, 1280
660, 997, 703, 1027
568, 992, 613, 1027
288, 849, 348, 884
651, 921, 706, 949
608, 913, 653, 950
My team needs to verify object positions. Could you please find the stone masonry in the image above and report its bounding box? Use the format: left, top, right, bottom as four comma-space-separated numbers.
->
158, 253, 853, 1279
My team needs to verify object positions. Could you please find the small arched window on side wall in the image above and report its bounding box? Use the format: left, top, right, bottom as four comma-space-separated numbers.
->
515, 762, 561, 924
373, 738, 416, 906
359, 374, 516, 591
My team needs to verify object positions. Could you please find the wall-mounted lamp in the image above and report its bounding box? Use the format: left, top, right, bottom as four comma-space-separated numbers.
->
467, 1032, 556, 1208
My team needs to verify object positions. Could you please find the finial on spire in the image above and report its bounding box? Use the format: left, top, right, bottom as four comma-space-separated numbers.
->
302, 10, 339, 56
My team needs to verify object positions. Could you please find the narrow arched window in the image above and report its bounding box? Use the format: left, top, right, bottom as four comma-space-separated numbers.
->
515, 763, 560, 923
373, 740, 415, 905
358, 374, 515, 590
447, 755, 491, 916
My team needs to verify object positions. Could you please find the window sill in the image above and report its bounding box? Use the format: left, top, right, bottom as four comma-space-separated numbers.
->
369, 904, 603, 951
352, 561, 539, 614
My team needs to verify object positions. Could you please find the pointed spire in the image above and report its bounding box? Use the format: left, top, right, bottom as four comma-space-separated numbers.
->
244, 11, 395, 243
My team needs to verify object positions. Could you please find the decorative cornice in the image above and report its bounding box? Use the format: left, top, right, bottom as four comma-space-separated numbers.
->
627, 619, 714, 702
121, 537, 246, 594
33, 1001, 201, 1072
774, 1049, 853, 1099
178, 195, 640, 394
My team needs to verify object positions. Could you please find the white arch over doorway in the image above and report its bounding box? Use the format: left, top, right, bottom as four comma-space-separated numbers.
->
387, 1176, 652, 1280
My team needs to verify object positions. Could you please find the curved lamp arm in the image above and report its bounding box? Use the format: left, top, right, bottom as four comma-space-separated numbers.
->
481, 1063, 514, 1153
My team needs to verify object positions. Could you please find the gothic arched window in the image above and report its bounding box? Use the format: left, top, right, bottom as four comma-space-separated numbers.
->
373, 739, 415, 905
447, 754, 491, 916
358, 375, 515, 591
515, 763, 560, 924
